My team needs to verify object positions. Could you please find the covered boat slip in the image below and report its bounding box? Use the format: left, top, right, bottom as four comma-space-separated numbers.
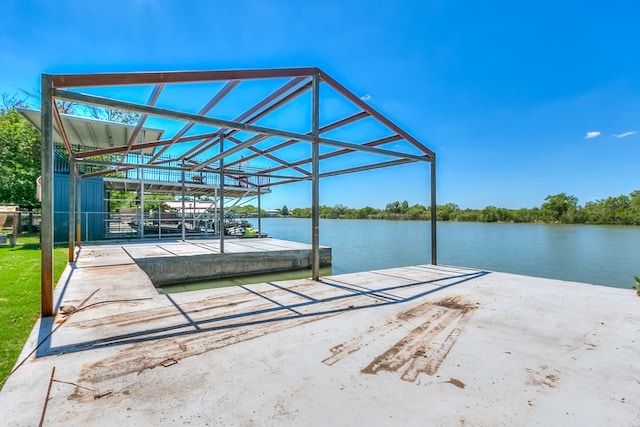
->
22, 107, 272, 242
36, 67, 437, 317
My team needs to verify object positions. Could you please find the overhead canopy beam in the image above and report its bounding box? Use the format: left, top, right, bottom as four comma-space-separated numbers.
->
76, 158, 301, 181
54, 89, 431, 163
150, 80, 240, 162
223, 111, 369, 169
319, 70, 434, 158
119, 83, 165, 164
75, 131, 221, 158
50, 67, 318, 88
176, 77, 312, 174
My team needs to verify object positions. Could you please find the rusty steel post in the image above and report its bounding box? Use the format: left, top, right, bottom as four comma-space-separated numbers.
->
181, 160, 186, 241
219, 133, 225, 253
257, 187, 262, 238
76, 174, 82, 247
68, 156, 75, 262
430, 154, 437, 265
311, 70, 320, 281
40, 75, 54, 317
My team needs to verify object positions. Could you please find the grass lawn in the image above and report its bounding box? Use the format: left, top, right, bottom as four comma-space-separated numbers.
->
0, 234, 68, 390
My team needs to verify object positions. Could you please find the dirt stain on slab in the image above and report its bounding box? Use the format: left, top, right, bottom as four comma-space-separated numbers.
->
361, 296, 477, 382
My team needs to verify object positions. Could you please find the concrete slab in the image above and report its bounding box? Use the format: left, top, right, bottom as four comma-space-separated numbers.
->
1, 245, 639, 426
82, 238, 331, 286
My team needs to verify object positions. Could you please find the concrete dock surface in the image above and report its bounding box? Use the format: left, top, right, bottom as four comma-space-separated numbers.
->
1, 240, 639, 426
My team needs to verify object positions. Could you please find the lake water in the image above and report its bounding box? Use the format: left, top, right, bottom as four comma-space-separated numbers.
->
257, 218, 640, 289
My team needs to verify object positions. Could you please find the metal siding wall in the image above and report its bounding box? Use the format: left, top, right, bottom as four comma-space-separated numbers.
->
53, 174, 105, 242
82, 177, 106, 240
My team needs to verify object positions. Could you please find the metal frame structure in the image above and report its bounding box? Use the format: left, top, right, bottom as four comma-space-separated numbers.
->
39, 67, 437, 317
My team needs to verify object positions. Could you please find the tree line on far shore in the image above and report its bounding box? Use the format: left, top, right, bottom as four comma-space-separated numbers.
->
3, 105, 639, 227
279, 191, 640, 225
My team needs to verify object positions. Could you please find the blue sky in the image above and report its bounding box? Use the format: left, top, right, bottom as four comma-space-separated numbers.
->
1, 0, 639, 210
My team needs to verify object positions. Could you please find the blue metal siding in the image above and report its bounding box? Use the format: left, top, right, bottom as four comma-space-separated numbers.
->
54, 174, 105, 242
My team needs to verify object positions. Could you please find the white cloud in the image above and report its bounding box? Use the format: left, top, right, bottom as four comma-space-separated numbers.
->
360, 94, 371, 101
584, 131, 601, 139
614, 131, 637, 138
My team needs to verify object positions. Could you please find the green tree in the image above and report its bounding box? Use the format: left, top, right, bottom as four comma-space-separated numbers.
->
480, 205, 511, 222
406, 204, 428, 220
108, 190, 137, 211
630, 190, 640, 225
279, 205, 289, 216
0, 110, 41, 207
291, 207, 311, 218
357, 206, 379, 219
541, 193, 579, 223
385, 201, 402, 214
436, 203, 460, 221
332, 204, 347, 218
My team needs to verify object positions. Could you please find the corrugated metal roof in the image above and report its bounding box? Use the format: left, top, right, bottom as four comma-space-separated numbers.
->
18, 108, 164, 155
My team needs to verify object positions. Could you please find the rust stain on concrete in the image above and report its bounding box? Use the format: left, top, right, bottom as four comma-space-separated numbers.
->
360, 296, 477, 381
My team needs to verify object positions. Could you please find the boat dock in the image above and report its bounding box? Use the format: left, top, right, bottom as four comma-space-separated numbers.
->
109, 238, 332, 286
1, 240, 639, 425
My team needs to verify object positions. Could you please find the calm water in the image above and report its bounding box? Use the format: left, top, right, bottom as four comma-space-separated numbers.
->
258, 218, 640, 289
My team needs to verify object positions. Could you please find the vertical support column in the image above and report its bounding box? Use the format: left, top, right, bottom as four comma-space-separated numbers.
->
40, 75, 54, 317
219, 133, 225, 253
214, 187, 218, 236
139, 167, 144, 239
181, 160, 186, 241
257, 187, 262, 238
68, 156, 75, 262
311, 70, 321, 280
430, 154, 437, 265
76, 174, 82, 246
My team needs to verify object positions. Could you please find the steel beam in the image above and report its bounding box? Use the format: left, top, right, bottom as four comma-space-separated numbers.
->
75, 131, 221, 159
265, 158, 416, 186
261, 134, 403, 174
181, 161, 186, 241
179, 78, 311, 173
223, 111, 369, 169
150, 80, 240, 162
118, 83, 165, 166
56, 90, 431, 164
318, 158, 416, 178
54, 89, 314, 146
431, 154, 437, 265
40, 75, 54, 317
319, 70, 435, 158
53, 107, 74, 156
311, 71, 320, 281
76, 175, 82, 247
193, 134, 269, 171
68, 156, 75, 262
50, 67, 318, 88
257, 188, 262, 238
219, 134, 225, 253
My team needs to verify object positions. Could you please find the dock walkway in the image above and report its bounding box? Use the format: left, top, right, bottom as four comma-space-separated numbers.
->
1, 240, 639, 426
